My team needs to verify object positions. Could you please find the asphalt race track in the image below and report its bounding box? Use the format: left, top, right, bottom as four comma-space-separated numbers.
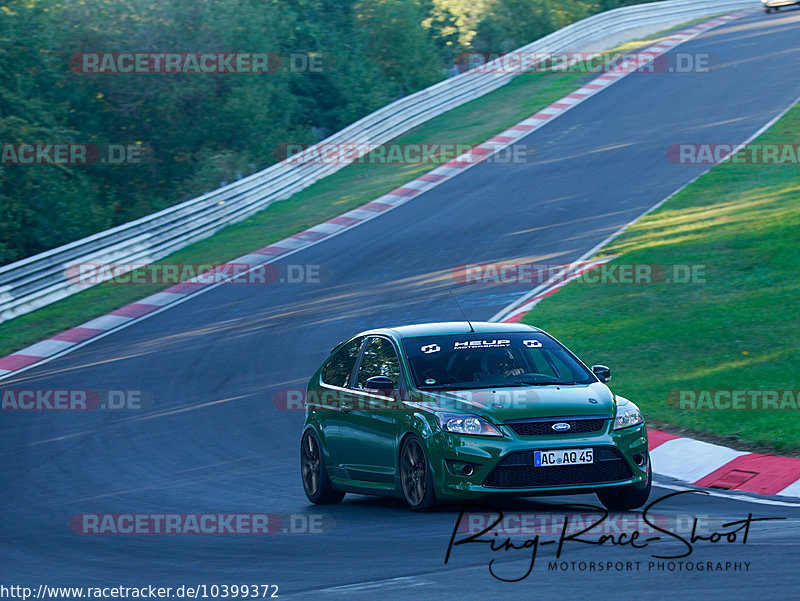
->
2, 9, 800, 600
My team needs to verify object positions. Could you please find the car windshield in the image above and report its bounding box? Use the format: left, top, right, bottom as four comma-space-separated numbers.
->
401, 332, 595, 390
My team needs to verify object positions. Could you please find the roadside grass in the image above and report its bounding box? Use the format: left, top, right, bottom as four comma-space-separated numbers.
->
523, 104, 800, 455
0, 19, 706, 358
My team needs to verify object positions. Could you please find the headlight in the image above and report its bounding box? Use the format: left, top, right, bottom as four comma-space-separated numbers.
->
435, 412, 502, 437
613, 399, 644, 430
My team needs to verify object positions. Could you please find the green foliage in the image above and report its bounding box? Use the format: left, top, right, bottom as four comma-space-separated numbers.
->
357, 0, 442, 96
0, 0, 660, 265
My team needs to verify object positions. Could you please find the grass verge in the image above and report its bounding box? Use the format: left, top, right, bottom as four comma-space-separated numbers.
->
522, 104, 800, 455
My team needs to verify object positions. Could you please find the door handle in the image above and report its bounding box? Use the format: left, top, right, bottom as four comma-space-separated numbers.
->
340, 403, 351, 414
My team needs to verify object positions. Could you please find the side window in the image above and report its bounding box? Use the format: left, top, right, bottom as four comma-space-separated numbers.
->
321, 337, 364, 387
355, 337, 401, 389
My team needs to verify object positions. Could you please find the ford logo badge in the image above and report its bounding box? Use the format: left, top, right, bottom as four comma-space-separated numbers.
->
552, 422, 571, 432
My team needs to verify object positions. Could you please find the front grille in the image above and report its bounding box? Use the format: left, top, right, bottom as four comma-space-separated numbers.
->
483, 446, 633, 488
506, 417, 607, 437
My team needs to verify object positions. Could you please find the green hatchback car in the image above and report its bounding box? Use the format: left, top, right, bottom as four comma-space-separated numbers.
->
300, 322, 651, 511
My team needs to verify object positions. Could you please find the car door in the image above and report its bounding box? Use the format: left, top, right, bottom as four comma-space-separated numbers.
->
316, 336, 365, 479
337, 336, 403, 485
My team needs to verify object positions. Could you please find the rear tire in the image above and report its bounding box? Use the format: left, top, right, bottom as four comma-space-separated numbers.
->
301, 430, 345, 504
399, 435, 438, 511
597, 458, 652, 511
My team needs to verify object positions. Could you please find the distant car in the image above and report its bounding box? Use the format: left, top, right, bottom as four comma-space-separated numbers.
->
300, 322, 651, 511
762, 0, 800, 12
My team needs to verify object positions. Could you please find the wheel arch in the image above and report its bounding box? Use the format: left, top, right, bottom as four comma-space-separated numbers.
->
301, 423, 335, 468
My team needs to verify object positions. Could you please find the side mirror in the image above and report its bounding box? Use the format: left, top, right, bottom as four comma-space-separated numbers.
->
592, 365, 611, 383
366, 375, 394, 391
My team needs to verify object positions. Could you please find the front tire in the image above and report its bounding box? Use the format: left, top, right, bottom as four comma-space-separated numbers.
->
597, 459, 652, 511
399, 435, 437, 511
301, 430, 345, 504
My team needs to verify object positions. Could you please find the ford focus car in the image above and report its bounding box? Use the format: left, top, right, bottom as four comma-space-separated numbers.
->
300, 322, 650, 511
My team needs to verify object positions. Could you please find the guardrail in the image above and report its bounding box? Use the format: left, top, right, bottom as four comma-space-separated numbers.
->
0, 0, 756, 324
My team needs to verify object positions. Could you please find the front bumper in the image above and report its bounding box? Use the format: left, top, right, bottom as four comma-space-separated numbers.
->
426, 421, 649, 499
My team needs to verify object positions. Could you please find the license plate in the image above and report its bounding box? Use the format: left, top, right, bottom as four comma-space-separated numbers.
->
534, 448, 593, 467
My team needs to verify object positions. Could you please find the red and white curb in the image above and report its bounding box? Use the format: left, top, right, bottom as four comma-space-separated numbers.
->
499, 256, 619, 323
647, 430, 800, 498
0, 10, 751, 382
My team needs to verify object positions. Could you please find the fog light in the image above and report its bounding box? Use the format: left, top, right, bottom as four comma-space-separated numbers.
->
633, 453, 647, 467
446, 460, 477, 477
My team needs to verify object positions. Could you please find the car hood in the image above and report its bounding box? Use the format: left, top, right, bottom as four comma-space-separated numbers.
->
417, 382, 616, 422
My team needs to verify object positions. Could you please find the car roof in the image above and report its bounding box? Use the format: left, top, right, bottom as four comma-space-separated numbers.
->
361, 321, 542, 339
